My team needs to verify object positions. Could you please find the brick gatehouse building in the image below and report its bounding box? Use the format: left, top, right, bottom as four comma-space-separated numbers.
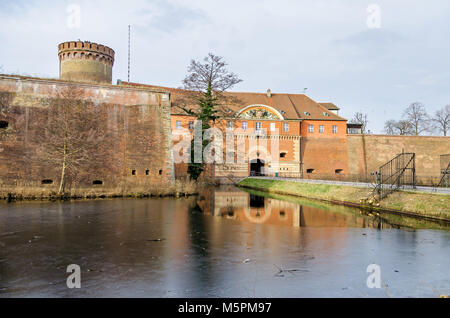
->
125, 83, 350, 180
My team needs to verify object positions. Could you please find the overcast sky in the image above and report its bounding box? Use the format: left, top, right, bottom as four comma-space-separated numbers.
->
1, 0, 449, 133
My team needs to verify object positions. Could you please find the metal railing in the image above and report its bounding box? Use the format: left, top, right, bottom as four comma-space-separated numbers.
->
376, 153, 416, 200
436, 154, 450, 188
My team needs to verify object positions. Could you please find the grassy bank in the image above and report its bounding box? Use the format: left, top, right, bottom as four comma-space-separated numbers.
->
0, 178, 199, 202
238, 178, 450, 221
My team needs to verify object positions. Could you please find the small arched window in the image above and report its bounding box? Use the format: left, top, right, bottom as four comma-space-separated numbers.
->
280, 152, 287, 158
307, 169, 315, 174
335, 169, 344, 174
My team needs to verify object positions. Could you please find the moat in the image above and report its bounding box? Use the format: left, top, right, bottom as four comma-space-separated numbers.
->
0, 186, 449, 298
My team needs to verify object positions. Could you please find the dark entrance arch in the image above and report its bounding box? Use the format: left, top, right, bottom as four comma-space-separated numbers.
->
250, 159, 265, 176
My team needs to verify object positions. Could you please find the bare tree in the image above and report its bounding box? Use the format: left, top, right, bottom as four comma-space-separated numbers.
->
395, 120, 415, 135
403, 102, 429, 136
384, 119, 414, 135
182, 53, 242, 94
350, 112, 369, 134
384, 120, 397, 135
35, 85, 111, 194
180, 53, 242, 180
431, 105, 450, 136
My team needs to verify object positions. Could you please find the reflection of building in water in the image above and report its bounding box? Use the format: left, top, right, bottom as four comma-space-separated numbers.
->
205, 187, 301, 227
199, 187, 398, 229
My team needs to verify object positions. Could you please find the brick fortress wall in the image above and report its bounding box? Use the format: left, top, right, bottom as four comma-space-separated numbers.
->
0, 75, 175, 191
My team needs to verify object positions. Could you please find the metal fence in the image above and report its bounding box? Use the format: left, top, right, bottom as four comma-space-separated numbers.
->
376, 153, 416, 200
260, 172, 440, 187
437, 154, 450, 188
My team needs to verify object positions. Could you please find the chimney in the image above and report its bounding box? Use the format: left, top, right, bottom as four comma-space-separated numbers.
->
266, 89, 272, 98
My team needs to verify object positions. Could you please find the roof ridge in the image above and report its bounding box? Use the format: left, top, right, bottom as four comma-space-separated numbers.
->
127, 82, 312, 97
287, 95, 302, 119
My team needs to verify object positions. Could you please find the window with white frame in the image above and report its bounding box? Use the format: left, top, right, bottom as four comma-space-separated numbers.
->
319, 125, 325, 133
332, 125, 338, 134
176, 121, 182, 129
283, 123, 289, 132
188, 121, 194, 130
270, 123, 276, 132
308, 124, 314, 133
255, 122, 262, 132
242, 122, 247, 130
228, 121, 234, 129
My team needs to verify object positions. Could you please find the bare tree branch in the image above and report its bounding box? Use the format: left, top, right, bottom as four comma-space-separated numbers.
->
350, 112, 369, 134
403, 102, 430, 136
32, 85, 113, 194
431, 105, 450, 136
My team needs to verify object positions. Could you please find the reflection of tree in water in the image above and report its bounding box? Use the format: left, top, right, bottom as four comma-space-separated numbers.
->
187, 203, 215, 293
358, 210, 403, 230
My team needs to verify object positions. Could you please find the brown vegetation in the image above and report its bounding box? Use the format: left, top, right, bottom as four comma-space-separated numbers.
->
0, 177, 199, 202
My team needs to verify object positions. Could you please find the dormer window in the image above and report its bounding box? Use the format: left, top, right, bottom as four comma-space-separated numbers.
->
304, 112, 311, 116
323, 112, 330, 117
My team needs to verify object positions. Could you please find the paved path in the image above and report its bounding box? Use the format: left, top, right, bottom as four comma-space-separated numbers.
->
248, 177, 450, 195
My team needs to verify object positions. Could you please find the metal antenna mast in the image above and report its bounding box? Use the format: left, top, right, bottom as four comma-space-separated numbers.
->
128, 25, 131, 83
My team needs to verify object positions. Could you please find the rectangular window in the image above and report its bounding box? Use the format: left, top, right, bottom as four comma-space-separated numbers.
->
283, 123, 289, 132
332, 125, 338, 134
308, 124, 314, 133
242, 122, 247, 130
255, 122, 262, 131
319, 125, 325, 133
228, 121, 234, 129
188, 121, 194, 130
270, 123, 276, 132
176, 121, 182, 129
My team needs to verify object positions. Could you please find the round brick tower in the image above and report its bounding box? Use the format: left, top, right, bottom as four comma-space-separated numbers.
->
58, 41, 115, 84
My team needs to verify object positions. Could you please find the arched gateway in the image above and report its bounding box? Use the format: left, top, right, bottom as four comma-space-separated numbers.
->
250, 159, 265, 176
